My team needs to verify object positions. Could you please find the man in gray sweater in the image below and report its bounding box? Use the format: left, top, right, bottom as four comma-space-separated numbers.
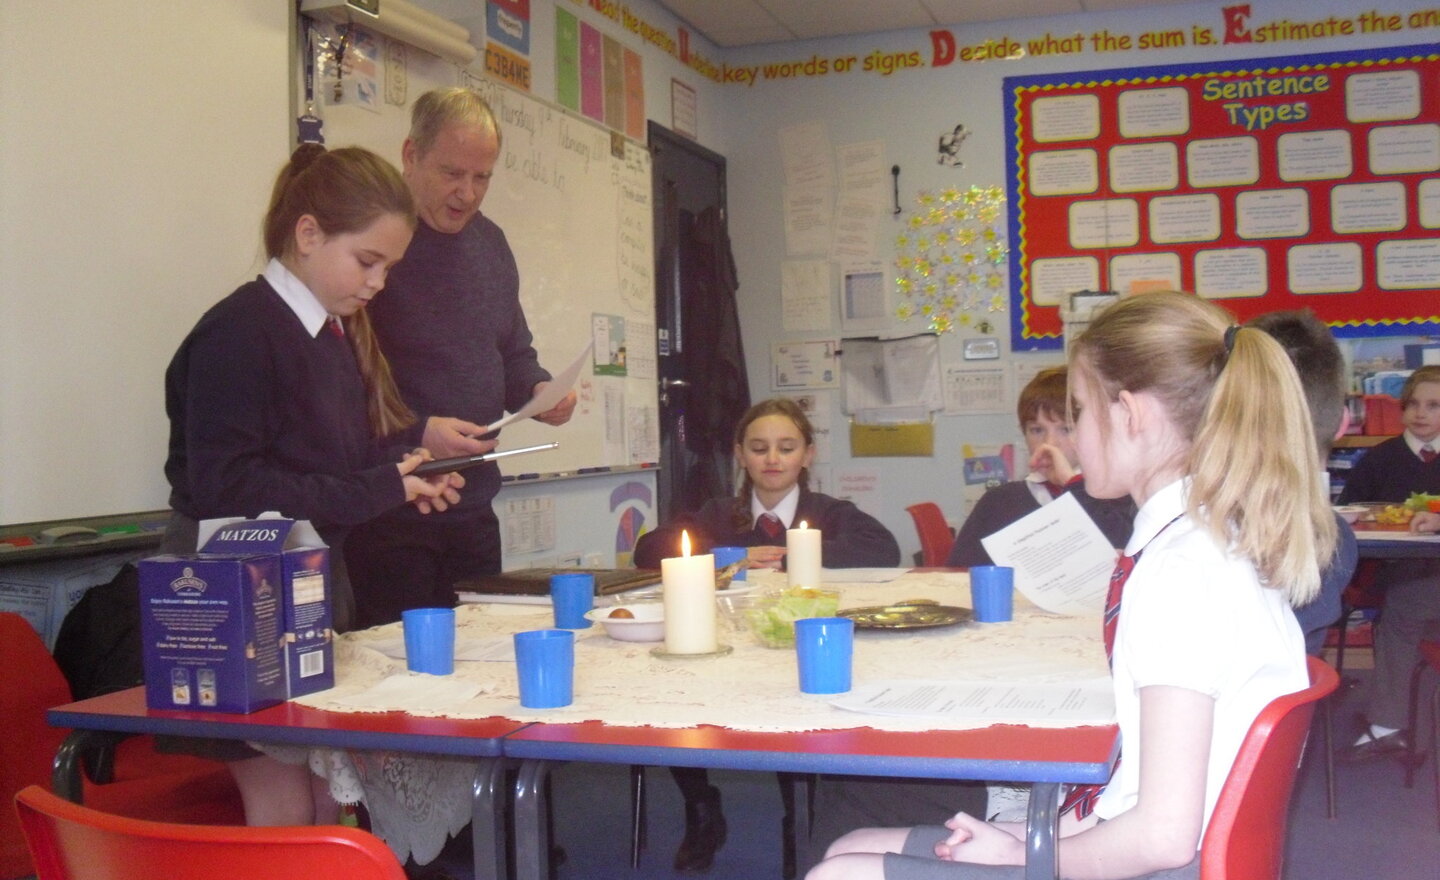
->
346, 88, 576, 629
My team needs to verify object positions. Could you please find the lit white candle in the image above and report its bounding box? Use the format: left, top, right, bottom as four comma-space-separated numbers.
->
661, 531, 717, 653
787, 520, 822, 588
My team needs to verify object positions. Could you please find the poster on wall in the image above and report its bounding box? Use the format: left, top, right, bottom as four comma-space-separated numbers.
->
1003, 43, 1440, 351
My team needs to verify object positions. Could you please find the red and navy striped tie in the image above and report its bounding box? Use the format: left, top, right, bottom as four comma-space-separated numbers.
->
1059, 551, 1135, 819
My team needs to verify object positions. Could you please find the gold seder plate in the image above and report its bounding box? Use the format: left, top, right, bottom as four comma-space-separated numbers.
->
840, 604, 972, 630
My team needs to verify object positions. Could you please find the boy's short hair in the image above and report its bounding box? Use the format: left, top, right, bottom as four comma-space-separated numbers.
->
1017, 367, 1068, 426
1401, 365, 1440, 406
1246, 309, 1345, 458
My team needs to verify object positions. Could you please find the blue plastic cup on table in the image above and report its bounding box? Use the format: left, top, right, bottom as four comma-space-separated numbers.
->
969, 565, 1015, 623
401, 607, 456, 675
550, 572, 595, 629
514, 629, 575, 708
794, 617, 854, 695
712, 546, 749, 582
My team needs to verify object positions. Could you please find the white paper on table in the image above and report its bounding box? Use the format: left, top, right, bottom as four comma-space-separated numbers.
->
831, 677, 1115, 725
485, 341, 594, 433
820, 567, 908, 583
456, 592, 552, 606
365, 635, 517, 662
331, 674, 488, 711
980, 492, 1115, 616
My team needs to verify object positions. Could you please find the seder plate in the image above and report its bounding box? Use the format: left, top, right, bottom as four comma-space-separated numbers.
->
840, 603, 972, 630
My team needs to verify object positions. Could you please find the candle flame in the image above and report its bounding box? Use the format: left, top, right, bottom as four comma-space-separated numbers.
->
681, 530, 692, 557
799, 520, 808, 529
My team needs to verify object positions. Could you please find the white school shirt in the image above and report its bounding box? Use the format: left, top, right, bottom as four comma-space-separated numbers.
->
263, 258, 331, 338
1094, 478, 1308, 839
750, 484, 801, 529
1403, 430, 1438, 458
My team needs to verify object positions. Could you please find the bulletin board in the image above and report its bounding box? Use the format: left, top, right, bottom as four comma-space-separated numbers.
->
1003, 42, 1440, 351
317, 61, 659, 478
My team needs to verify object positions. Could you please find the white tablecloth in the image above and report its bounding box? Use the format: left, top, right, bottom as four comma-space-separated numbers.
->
262, 570, 1108, 863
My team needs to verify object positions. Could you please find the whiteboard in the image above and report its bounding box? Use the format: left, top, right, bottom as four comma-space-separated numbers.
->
319, 64, 658, 479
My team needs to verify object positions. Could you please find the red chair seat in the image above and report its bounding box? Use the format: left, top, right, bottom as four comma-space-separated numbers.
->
0, 612, 243, 879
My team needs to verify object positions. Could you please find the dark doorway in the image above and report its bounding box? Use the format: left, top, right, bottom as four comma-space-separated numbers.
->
649, 122, 748, 524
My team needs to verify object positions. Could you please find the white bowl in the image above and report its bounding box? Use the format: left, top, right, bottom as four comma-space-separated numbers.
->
1333, 505, 1366, 524
585, 603, 665, 642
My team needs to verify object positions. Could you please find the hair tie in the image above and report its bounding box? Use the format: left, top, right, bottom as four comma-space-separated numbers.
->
1223, 325, 1240, 354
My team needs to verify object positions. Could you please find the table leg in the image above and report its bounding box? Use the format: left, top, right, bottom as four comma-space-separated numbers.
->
513, 759, 554, 880
1025, 782, 1060, 880
471, 758, 509, 880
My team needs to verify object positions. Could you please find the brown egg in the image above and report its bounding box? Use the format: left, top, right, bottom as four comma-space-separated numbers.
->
608, 607, 635, 619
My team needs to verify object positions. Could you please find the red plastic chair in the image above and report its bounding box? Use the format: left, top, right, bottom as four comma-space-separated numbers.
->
15, 785, 405, 880
1199, 655, 1339, 880
905, 502, 954, 567
0, 613, 243, 879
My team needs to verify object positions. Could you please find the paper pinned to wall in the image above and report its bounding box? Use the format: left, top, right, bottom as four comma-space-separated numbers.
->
841, 336, 942, 415
782, 260, 834, 331
943, 365, 1009, 415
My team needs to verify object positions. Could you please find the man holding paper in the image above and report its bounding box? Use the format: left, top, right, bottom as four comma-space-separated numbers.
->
346, 88, 577, 629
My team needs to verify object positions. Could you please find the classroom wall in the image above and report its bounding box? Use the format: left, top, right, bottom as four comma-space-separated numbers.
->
718, 0, 1440, 559
0, 0, 291, 525
5, 0, 1435, 569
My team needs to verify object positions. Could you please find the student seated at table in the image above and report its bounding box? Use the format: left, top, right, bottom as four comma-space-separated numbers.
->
946, 367, 1134, 567
1336, 365, 1440, 763
633, 398, 900, 873
634, 397, 900, 570
809, 291, 1331, 880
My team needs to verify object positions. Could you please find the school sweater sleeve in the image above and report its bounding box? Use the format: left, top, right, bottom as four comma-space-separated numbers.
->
802, 492, 901, 568
631, 498, 742, 568
1336, 436, 1410, 503
946, 482, 1036, 567
165, 283, 406, 529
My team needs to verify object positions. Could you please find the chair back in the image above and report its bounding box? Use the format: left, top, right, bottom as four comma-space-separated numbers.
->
1, 613, 78, 879
15, 785, 406, 880
905, 502, 954, 567
1199, 655, 1338, 880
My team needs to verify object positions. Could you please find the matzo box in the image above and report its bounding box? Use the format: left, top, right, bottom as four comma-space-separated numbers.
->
139, 516, 332, 712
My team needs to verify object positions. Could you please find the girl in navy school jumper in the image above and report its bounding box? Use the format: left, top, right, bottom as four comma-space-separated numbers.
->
161, 144, 462, 826
1335, 364, 1440, 758
633, 398, 900, 570
632, 397, 899, 873
809, 291, 1331, 880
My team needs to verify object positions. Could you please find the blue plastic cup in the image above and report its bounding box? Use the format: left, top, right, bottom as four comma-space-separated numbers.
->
712, 546, 749, 582
969, 566, 1015, 623
514, 629, 575, 708
550, 572, 595, 629
402, 607, 456, 675
794, 617, 854, 694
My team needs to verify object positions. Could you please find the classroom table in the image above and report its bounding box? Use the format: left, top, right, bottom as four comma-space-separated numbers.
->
1353, 525, 1440, 559
47, 688, 523, 880
49, 569, 1118, 880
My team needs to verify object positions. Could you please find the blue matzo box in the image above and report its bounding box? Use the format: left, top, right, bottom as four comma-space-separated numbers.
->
139, 516, 333, 712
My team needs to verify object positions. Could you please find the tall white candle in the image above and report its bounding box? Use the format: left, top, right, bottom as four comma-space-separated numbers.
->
662, 531, 718, 653
787, 520, 822, 588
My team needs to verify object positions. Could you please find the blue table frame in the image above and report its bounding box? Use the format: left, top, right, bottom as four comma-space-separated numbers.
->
49, 688, 1117, 880
47, 688, 523, 880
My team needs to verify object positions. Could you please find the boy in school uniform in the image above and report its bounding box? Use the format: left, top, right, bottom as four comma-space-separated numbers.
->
1336, 364, 1440, 761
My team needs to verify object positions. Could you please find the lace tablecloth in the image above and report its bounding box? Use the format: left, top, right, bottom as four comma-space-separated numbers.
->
263, 570, 1109, 863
